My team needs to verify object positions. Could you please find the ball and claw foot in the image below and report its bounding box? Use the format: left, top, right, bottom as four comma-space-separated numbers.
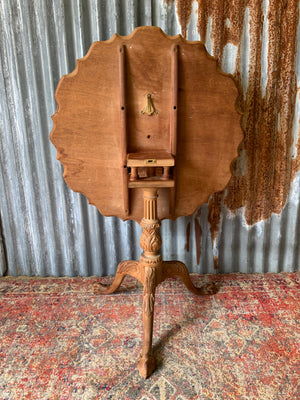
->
196, 282, 218, 295
92, 275, 126, 295
92, 281, 114, 294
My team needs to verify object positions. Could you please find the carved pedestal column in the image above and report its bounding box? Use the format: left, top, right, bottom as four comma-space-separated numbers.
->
137, 188, 162, 378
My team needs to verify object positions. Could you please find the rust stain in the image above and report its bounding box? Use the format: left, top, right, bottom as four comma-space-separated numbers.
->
184, 218, 202, 265
213, 256, 219, 270
176, 0, 194, 39
197, 0, 247, 58
185, 221, 191, 251
194, 217, 202, 265
208, 191, 223, 245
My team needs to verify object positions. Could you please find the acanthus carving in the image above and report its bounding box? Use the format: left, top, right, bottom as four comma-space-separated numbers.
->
139, 225, 162, 253
118, 260, 139, 274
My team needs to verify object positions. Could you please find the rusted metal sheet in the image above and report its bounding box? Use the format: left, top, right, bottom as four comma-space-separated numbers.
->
169, 0, 300, 270
0, 0, 299, 277
171, 0, 300, 223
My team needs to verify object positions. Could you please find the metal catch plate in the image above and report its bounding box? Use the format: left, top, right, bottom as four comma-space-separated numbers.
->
146, 159, 157, 165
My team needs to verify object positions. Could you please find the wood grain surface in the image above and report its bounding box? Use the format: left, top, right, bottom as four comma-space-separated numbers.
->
50, 26, 243, 222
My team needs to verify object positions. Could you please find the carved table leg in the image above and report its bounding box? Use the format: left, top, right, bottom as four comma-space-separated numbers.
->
162, 260, 217, 295
92, 260, 140, 294
138, 266, 157, 378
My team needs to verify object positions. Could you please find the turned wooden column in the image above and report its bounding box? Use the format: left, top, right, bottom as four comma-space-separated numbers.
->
137, 188, 162, 378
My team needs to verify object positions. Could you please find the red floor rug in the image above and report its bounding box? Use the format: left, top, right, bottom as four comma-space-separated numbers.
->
0, 273, 299, 399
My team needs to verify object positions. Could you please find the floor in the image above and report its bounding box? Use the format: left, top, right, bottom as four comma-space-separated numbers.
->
0, 272, 299, 399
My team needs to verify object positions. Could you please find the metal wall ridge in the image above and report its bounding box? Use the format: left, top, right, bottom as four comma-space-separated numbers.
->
0, 0, 299, 276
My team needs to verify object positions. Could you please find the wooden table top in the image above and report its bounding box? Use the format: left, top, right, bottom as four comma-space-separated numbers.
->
50, 27, 243, 222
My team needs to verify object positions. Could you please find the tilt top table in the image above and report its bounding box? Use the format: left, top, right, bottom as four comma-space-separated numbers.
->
50, 26, 243, 378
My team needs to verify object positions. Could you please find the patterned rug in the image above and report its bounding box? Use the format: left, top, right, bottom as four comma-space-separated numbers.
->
0, 273, 299, 400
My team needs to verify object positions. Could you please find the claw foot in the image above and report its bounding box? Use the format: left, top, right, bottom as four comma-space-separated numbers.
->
197, 282, 218, 295
92, 282, 111, 295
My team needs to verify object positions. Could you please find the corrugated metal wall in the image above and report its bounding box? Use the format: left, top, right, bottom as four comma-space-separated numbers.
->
0, 0, 299, 277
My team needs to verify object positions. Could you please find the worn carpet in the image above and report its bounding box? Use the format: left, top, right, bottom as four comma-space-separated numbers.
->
0, 273, 299, 399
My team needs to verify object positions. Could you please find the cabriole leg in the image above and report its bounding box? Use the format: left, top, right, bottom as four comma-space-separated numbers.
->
92, 260, 140, 295
162, 261, 217, 295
